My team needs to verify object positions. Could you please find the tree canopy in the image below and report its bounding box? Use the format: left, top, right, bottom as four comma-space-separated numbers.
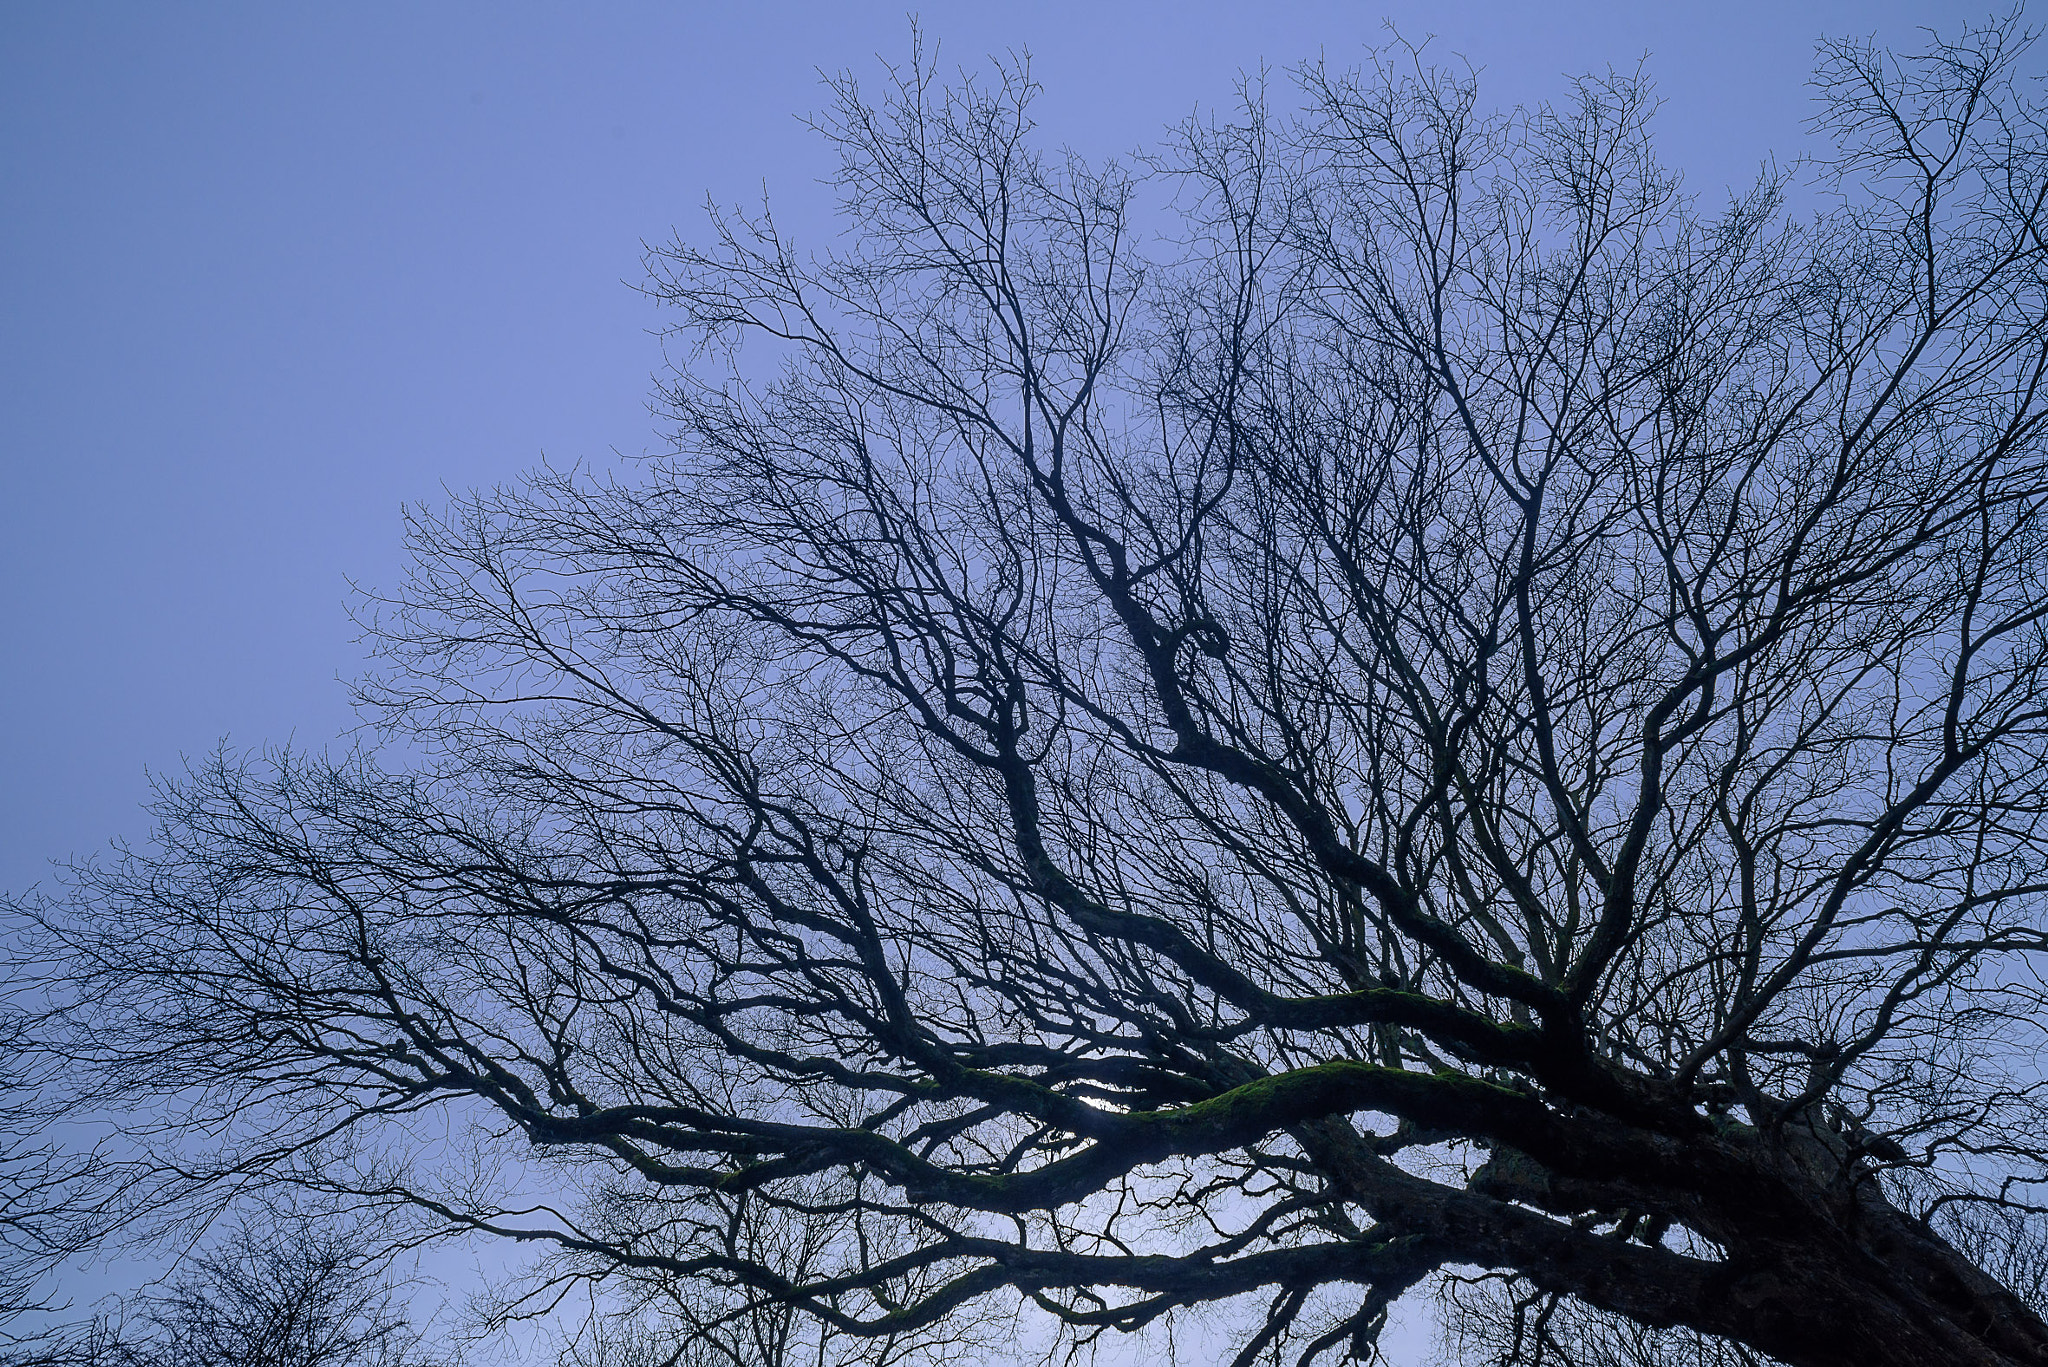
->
17, 16, 2048, 1367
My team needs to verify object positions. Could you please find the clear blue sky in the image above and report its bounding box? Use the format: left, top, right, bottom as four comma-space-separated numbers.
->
0, 0, 1990, 1353
0, 0, 1981, 895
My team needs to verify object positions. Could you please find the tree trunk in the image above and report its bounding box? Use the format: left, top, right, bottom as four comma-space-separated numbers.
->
1468, 1133, 2048, 1367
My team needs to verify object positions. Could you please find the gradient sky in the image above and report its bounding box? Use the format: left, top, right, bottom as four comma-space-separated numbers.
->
0, 0, 1992, 1355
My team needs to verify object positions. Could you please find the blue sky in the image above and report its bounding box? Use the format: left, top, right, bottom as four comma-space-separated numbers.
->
0, 0, 1980, 896
0, 0, 1990, 1353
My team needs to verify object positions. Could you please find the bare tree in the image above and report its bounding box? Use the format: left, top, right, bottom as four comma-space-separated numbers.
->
1, 1217, 437, 1367
20, 15, 2048, 1367
0, 969, 124, 1359
108, 1219, 436, 1367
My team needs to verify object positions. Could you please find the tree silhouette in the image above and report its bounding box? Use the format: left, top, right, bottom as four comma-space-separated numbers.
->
23, 16, 2048, 1367
118, 1221, 433, 1367
2, 1218, 434, 1367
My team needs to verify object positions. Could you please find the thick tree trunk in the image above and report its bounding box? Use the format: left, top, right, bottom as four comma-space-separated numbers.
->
1461, 1131, 2048, 1367
1695, 1207, 2048, 1367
